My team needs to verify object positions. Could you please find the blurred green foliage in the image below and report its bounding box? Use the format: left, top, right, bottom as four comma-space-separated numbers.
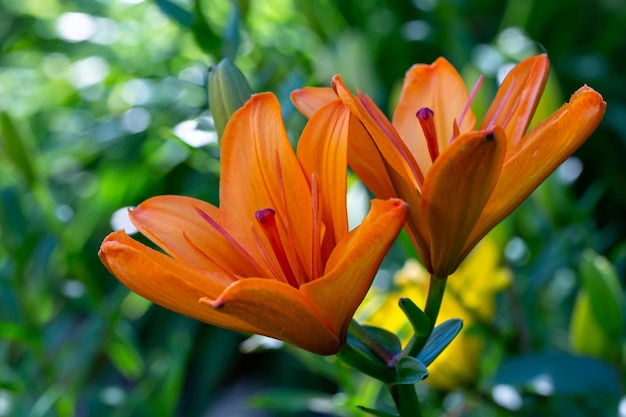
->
0, 0, 624, 416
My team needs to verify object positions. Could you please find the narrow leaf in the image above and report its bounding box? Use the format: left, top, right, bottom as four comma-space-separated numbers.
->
417, 318, 463, 366
155, 0, 193, 26
579, 250, 623, 338
0, 112, 36, 185
398, 297, 431, 338
361, 325, 403, 356
356, 405, 399, 417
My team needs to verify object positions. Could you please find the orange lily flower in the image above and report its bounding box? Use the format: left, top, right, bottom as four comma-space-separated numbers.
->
99, 93, 407, 355
292, 54, 605, 277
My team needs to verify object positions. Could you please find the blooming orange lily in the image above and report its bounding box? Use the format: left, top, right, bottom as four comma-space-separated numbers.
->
99, 93, 407, 355
292, 54, 605, 277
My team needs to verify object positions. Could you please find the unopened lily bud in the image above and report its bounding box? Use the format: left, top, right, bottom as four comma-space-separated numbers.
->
208, 58, 252, 143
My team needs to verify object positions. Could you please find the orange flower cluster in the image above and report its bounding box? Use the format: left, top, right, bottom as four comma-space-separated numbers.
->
100, 55, 604, 354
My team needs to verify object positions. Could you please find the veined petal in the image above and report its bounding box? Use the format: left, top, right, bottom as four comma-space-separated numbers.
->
421, 127, 506, 276
386, 168, 432, 271
393, 58, 476, 173
291, 87, 337, 119
480, 54, 549, 146
204, 279, 341, 355
297, 100, 349, 250
220, 93, 314, 277
99, 230, 257, 334
346, 114, 397, 199
301, 198, 407, 339
332, 75, 422, 188
130, 195, 258, 277
466, 86, 606, 256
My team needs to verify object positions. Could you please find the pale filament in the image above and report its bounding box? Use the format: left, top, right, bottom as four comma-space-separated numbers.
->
450, 75, 484, 144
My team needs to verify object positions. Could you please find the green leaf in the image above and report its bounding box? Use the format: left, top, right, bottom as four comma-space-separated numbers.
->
491, 352, 620, 396
338, 334, 396, 383
155, 0, 193, 27
0, 187, 28, 248
0, 112, 36, 185
220, 3, 241, 59
417, 319, 463, 366
578, 250, 623, 338
361, 325, 403, 356
393, 356, 428, 385
250, 389, 335, 413
191, 0, 222, 53
107, 335, 145, 380
398, 297, 431, 338
570, 288, 621, 362
356, 405, 399, 417
0, 322, 37, 343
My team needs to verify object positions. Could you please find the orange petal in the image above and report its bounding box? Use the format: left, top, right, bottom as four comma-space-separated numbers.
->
291, 87, 337, 119
346, 114, 397, 199
205, 278, 341, 355
301, 198, 408, 340
220, 93, 314, 277
421, 127, 507, 276
99, 230, 257, 334
467, 86, 606, 256
386, 169, 432, 271
480, 54, 549, 147
129, 195, 258, 277
297, 100, 349, 250
332, 75, 423, 188
393, 58, 476, 173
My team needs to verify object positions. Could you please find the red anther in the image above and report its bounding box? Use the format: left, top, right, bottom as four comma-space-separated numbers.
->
417, 107, 439, 162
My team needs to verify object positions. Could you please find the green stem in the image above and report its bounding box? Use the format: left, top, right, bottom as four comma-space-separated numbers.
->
423, 274, 448, 326
388, 383, 422, 417
408, 274, 448, 357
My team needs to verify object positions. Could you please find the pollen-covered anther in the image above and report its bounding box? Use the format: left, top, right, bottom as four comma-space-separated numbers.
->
416, 107, 439, 162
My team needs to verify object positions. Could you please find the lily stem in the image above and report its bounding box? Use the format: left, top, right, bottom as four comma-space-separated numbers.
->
388, 383, 422, 417
408, 274, 448, 357
424, 274, 448, 326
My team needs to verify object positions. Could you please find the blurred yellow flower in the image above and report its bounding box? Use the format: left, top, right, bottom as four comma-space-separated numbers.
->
358, 237, 510, 390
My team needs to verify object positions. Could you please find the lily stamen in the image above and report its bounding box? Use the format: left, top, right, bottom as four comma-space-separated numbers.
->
486, 77, 515, 129
451, 75, 483, 143
498, 95, 523, 143
255, 208, 300, 288
182, 232, 239, 283
274, 155, 309, 285
195, 207, 267, 276
416, 107, 439, 162
250, 224, 289, 283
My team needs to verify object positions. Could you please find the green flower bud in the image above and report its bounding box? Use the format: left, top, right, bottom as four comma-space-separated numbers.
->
208, 58, 252, 143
